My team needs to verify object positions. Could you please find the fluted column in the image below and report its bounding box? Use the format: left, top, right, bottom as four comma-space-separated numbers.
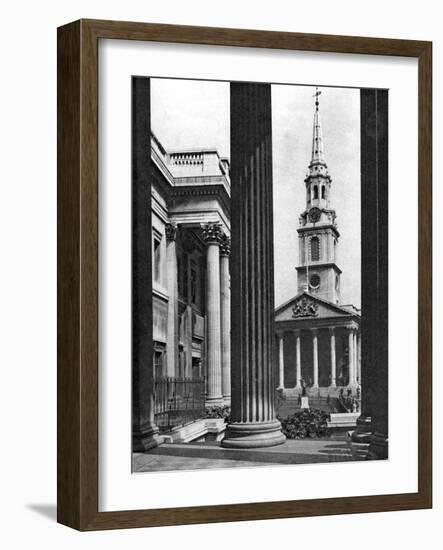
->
277, 333, 284, 389
312, 329, 319, 388
220, 235, 231, 404
353, 330, 358, 385
132, 77, 162, 451
329, 327, 336, 388
295, 330, 302, 389
347, 326, 356, 388
223, 82, 285, 448
165, 223, 179, 377
357, 331, 361, 385
353, 89, 388, 459
202, 222, 223, 405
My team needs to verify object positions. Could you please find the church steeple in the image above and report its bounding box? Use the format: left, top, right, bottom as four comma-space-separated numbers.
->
310, 88, 326, 166
296, 88, 342, 304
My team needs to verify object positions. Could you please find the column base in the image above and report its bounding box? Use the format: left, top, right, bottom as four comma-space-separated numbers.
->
368, 432, 388, 460
205, 396, 225, 408
223, 395, 231, 407
132, 424, 164, 453
328, 383, 336, 390
221, 419, 286, 449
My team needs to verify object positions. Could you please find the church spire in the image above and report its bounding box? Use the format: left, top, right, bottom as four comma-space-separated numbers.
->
310, 88, 326, 167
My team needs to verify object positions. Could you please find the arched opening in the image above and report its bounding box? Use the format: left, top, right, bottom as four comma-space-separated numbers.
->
313, 185, 318, 200
321, 185, 325, 199
310, 236, 320, 261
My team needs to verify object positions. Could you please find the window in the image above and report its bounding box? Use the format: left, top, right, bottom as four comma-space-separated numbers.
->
310, 236, 320, 261
313, 185, 319, 200
309, 273, 321, 289
321, 185, 325, 199
153, 237, 161, 282
153, 350, 164, 379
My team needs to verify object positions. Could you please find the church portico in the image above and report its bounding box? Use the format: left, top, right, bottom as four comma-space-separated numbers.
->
275, 309, 360, 395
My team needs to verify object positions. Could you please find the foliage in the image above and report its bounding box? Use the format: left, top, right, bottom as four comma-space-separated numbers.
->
278, 408, 330, 439
205, 405, 231, 422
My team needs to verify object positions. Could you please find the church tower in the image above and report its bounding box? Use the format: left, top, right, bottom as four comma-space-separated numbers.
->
296, 88, 342, 304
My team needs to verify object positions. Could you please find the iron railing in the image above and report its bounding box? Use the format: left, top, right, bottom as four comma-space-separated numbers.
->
154, 376, 206, 432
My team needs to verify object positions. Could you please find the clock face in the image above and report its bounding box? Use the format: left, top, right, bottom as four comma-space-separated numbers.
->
309, 207, 321, 223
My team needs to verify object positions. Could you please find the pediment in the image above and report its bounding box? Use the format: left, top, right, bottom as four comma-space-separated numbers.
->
275, 292, 355, 322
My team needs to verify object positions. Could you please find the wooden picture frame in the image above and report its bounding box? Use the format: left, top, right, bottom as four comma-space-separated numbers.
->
57, 19, 432, 530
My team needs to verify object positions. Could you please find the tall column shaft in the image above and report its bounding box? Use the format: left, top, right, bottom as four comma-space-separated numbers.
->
353, 331, 358, 385
348, 327, 355, 386
277, 334, 284, 389
295, 330, 302, 389
220, 237, 231, 403
202, 223, 223, 405
223, 82, 285, 448
132, 77, 162, 451
329, 327, 336, 387
312, 329, 319, 388
353, 89, 389, 459
165, 223, 178, 377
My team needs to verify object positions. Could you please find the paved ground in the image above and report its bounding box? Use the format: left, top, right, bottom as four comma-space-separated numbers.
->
132, 436, 362, 473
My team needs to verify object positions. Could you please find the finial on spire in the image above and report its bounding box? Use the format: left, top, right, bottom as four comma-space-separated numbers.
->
313, 87, 322, 111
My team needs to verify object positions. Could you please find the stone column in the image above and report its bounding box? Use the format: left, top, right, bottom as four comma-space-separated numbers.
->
295, 330, 302, 389
220, 235, 231, 404
202, 222, 224, 405
222, 82, 285, 448
329, 327, 336, 388
312, 329, 319, 388
353, 330, 358, 385
277, 333, 284, 389
132, 76, 162, 451
347, 327, 355, 387
357, 331, 361, 385
353, 90, 389, 460
165, 223, 178, 377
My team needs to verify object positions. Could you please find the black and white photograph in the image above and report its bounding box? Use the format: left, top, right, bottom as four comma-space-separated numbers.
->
132, 77, 388, 473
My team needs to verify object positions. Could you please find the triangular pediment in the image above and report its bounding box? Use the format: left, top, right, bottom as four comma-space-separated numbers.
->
274, 292, 357, 322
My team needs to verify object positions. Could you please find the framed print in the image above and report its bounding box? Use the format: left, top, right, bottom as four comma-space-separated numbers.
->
57, 19, 432, 530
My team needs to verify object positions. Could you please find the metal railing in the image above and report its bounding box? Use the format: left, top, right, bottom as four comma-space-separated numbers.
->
154, 376, 206, 432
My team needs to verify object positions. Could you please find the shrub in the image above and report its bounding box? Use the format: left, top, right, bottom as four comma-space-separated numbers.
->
278, 408, 330, 439
205, 405, 231, 422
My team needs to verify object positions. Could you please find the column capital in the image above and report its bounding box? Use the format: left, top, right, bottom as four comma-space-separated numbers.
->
201, 222, 223, 245
310, 327, 319, 336
165, 222, 178, 242
346, 324, 357, 333
328, 326, 335, 335
220, 234, 231, 256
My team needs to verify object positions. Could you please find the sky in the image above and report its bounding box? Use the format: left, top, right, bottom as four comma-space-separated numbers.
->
151, 78, 361, 309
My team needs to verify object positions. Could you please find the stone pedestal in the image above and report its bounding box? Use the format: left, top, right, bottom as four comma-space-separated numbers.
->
222, 82, 285, 449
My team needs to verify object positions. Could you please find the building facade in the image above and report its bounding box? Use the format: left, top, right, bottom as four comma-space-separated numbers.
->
274, 90, 361, 395
151, 132, 231, 406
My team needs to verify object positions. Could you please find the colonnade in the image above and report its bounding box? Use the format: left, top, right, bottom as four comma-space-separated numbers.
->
276, 326, 361, 390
